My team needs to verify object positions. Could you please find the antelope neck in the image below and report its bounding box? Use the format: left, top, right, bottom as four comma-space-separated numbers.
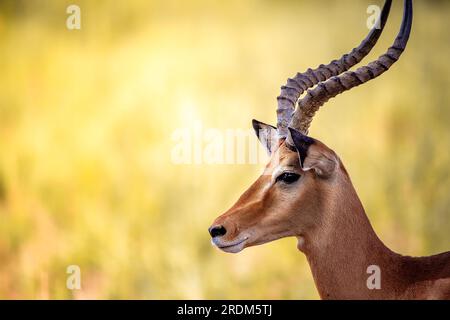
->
297, 177, 403, 299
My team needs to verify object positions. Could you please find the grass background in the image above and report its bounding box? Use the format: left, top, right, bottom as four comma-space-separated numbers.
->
0, 0, 449, 299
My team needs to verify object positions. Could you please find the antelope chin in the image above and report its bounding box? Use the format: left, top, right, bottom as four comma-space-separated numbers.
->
211, 236, 249, 254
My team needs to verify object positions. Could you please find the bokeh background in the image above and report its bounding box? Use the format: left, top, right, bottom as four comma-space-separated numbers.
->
0, 0, 449, 299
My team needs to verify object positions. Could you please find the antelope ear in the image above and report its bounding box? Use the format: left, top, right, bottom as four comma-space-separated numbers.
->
252, 119, 278, 155
288, 128, 338, 178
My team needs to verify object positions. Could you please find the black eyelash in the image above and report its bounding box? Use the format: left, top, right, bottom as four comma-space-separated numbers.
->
276, 172, 300, 184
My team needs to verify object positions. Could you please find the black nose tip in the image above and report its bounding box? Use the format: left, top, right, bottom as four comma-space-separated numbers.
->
209, 225, 227, 238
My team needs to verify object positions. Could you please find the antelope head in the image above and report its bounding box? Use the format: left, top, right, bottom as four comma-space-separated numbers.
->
209, 0, 413, 254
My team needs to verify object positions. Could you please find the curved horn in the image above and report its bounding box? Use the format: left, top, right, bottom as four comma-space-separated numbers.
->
277, 0, 392, 138
290, 0, 413, 136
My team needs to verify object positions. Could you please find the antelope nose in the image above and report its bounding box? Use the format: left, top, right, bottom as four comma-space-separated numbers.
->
209, 225, 227, 238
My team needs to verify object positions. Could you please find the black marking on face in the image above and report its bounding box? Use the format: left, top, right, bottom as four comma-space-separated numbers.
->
288, 128, 315, 167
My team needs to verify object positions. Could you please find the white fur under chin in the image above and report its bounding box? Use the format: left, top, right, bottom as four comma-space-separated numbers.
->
211, 237, 248, 254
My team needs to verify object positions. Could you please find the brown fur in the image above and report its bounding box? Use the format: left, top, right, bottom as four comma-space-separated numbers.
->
210, 141, 450, 300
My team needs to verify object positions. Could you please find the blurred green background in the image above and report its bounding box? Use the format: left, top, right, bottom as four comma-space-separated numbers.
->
0, 0, 449, 299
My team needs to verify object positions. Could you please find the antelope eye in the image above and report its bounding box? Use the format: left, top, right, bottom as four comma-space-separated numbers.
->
276, 172, 300, 184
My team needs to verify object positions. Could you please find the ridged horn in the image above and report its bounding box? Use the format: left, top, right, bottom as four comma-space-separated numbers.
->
290, 0, 413, 136
276, 0, 392, 138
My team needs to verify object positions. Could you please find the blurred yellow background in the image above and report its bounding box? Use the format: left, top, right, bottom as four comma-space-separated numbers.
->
0, 0, 449, 299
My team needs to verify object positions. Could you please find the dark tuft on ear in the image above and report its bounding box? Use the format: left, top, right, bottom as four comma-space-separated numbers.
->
252, 119, 276, 137
288, 127, 315, 166
252, 119, 278, 155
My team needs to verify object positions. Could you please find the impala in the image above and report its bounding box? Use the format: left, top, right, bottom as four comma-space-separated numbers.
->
208, 0, 450, 300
